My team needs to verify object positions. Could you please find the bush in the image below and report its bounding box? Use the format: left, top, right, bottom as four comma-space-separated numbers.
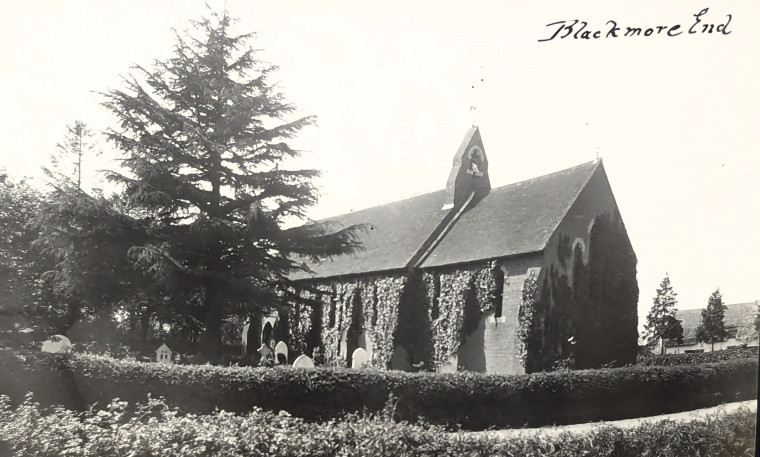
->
0, 394, 755, 457
638, 346, 759, 366
0, 348, 756, 430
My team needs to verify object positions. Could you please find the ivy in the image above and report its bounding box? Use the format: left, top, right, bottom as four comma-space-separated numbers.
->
517, 270, 538, 368
294, 275, 406, 368
365, 276, 406, 367
519, 212, 638, 373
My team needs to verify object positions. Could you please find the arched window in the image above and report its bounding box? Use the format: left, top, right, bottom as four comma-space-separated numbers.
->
493, 267, 505, 318
262, 322, 273, 348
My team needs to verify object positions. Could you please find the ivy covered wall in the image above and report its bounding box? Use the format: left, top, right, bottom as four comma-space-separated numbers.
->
392, 262, 502, 371
284, 275, 407, 368
519, 211, 638, 372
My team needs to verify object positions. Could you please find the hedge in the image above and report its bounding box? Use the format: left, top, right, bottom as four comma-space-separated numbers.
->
638, 346, 759, 366
0, 395, 755, 457
0, 348, 757, 430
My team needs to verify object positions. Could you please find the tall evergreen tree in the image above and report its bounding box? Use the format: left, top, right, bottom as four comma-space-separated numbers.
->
46, 120, 100, 190
696, 288, 726, 351
643, 274, 682, 354
101, 11, 362, 360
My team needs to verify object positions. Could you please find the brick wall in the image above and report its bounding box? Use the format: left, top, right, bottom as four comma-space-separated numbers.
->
457, 254, 542, 375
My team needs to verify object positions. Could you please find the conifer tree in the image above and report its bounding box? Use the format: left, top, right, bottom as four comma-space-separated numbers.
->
101, 11, 362, 360
643, 274, 682, 354
696, 288, 726, 351
47, 120, 99, 190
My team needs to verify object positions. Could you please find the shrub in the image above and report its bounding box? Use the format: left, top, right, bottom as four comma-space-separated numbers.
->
0, 394, 756, 457
0, 348, 756, 430
638, 346, 758, 366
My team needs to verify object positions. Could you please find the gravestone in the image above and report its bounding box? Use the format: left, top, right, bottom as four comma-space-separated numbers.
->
274, 341, 288, 365
257, 344, 274, 366
155, 343, 173, 364
41, 335, 72, 353
241, 321, 250, 354
292, 354, 315, 368
351, 347, 369, 369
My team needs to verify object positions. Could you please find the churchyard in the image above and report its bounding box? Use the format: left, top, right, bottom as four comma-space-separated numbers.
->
0, 6, 757, 455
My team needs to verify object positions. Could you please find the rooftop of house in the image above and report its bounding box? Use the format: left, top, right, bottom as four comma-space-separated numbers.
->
291, 127, 602, 280
672, 301, 759, 343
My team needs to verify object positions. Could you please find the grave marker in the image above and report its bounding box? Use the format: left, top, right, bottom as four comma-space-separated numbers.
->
292, 354, 314, 368
41, 335, 72, 353
274, 341, 288, 365
155, 343, 173, 364
351, 347, 369, 369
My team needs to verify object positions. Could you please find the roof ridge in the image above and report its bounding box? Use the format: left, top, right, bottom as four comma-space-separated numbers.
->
488, 160, 599, 194
311, 160, 599, 224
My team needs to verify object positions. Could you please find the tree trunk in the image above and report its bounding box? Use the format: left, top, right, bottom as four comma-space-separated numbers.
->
202, 284, 224, 362
140, 307, 152, 343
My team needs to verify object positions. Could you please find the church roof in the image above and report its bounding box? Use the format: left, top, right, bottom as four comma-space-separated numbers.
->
291, 159, 601, 280
290, 189, 449, 280
420, 160, 599, 268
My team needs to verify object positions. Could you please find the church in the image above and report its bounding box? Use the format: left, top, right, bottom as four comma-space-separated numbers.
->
250, 127, 639, 375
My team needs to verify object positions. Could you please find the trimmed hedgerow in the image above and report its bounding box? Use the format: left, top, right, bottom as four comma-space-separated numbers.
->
0, 395, 755, 457
0, 348, 756, 430
638, 346, 759, 366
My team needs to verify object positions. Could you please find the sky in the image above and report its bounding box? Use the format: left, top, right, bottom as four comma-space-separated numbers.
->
1, 1, 758, 326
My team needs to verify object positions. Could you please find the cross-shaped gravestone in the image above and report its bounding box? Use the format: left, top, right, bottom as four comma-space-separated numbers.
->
155, 343, 173, 364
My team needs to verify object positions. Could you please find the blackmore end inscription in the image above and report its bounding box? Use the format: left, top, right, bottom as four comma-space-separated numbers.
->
539, 7, 732, 42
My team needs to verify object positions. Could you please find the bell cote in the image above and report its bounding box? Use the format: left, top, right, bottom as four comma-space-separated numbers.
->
443, 127, 491, 210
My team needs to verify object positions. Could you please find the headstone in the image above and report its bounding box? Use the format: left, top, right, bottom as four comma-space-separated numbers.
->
155, 343, 173, 364
351, 347, 369, 369
274, 341, 288, 365
257, 344, 273, 365
41, 335, 72, 353
292, 354, 315, 368
241, 322, 250, 351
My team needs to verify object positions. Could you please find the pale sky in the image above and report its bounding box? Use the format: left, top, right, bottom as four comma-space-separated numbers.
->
1, 1, 758, 326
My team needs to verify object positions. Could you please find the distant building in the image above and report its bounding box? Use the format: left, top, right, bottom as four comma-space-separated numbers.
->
664, 301, 759, 354
247, 127, 638, 374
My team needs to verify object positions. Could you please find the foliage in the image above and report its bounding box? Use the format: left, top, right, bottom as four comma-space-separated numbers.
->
516, 270, 538, 367
45, 120, 100, 191
24, 11, 366, 359
524, 213, 639, 371
391, 263, 500, 370
735, 301, 760, 344
644, 273, 680, 353
429, 270, 473, 368
297, 275, 406, 368
696, 288, 727, 350
637, 346, 758, 366
367, 276, 407, 367
1, 348, 756, 431
0, 393, 756, 457
0, 173, 57, 339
